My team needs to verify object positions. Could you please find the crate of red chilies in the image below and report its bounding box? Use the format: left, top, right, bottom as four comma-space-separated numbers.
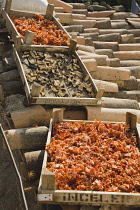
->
1, 0, 72, 51
38, 110, 140, 206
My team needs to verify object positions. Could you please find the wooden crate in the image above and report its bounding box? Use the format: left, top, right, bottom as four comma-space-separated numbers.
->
37, 109, 140, 206
13, 45, 100, 106
1, 0, 72, 51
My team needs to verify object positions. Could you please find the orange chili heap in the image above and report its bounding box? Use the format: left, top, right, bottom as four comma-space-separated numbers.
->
46, 121, 140, 193
11, 14, 70, 46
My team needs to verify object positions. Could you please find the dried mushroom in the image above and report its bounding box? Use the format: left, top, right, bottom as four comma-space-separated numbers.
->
21, 50, 95, 98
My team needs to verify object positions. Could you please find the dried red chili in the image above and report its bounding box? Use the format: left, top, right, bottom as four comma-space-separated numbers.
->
11, 14, 70, 46
46, 121, 140, 193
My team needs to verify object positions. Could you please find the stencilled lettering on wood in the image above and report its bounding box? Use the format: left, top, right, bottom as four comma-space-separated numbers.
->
62, 193, 136, 205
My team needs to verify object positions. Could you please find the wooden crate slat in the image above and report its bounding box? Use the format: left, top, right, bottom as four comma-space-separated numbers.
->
37, 190, 140, 206
1, 9, 20, 46
12, 45, 30, 99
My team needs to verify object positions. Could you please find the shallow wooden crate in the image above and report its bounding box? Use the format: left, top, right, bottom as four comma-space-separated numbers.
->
37, 110, 140, 206
1, 0, 72, 51
12, 45, 100, 106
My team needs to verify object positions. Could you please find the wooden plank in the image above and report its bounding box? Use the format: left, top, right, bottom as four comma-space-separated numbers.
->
1, 9, 19, 40
9, 10, 42, 18
32, 95, 98, 106
52, 108, 64, 123
45, 4, 54, 20
30, 97, 99, 106
38, 119, 53, 194
41, 168, 55, 191
68, 39, 77, 55
5, 0, 12, 14
126, 112, 137, 130
1, 9, 22, 51
12, 45, 30, 101
95, 88, 104, 98
37, 190, 140, 206
24, 30, 34, 45
75, 51, 98, 96
31, 82, 43, 97
15, 35, 22, 52
137, 124, 140, 149
20, 45, 69, 52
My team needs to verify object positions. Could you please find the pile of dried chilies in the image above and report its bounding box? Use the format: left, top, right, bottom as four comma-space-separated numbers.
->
46, 121, 140, 193
11, 14, 70, 46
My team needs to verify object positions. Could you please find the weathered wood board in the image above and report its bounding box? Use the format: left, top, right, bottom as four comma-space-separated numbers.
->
38, 110, 140, 206
13, 46, 100, 106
